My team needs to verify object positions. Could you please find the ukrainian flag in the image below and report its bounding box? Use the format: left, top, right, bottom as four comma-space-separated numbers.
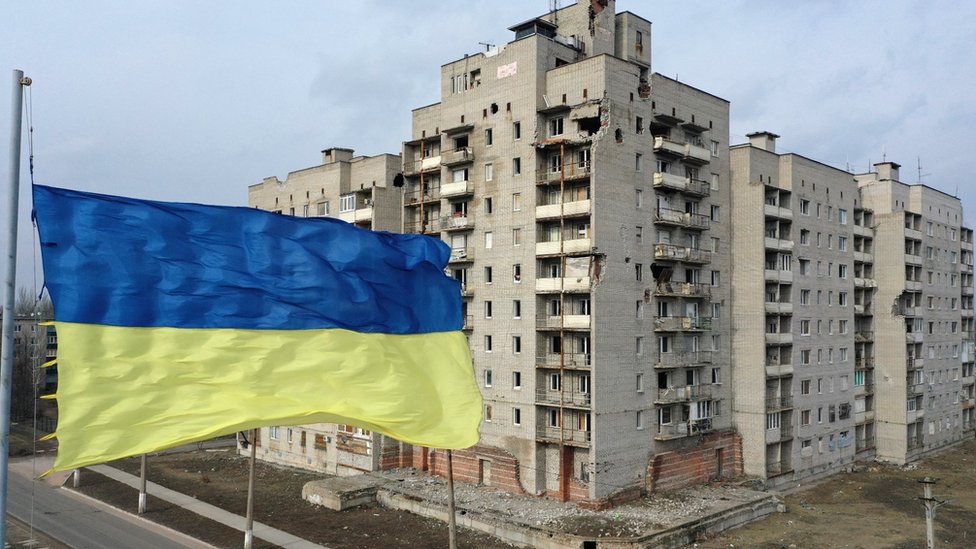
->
33, 185, 482, 472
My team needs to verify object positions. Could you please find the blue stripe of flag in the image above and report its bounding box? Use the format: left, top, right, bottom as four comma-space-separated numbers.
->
33, 185, 462, 334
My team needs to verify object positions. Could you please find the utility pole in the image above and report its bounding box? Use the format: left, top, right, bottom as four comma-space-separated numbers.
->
0, 68, 30, 545
918, 477, 950, 548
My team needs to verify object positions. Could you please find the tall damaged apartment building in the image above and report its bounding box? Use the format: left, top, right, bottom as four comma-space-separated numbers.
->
247, 0, 974, 505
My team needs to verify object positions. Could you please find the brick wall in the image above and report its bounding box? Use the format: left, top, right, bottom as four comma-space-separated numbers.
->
405, 444, 528, 496
646, 431, 742, 493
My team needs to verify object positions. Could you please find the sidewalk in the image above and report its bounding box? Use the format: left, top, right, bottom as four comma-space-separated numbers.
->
89, 463, 329, 549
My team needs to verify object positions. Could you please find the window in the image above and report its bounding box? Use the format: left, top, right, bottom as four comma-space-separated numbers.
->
484, 369, 493, 387
513, 264, 521, 283
838, 208, 847, 224
799, 259, 810, 275
484, 404, 492, 422
839, 292, 848, 306
637, 226, 643, 242
550, 117, 564, 136
636, 189, 643, 208
711, 271, 720, 287
317, 201, 330, 216
339, 194, 355, 212
512, 157, 521, 176
512, 371, 522, 390
800, 289, 810, 305
800, 199, 810, 215
485, 232, 493, 248
635, 263, 643, 281
635, 153, 643, 171
801, 410, 811, 426
766, 413, 780, 430
484, 335, 493, 352
801, 380, 811, 395
712, 302, 721, 319
636, 373, 644, 393
485, 128, 493, 146
636, 115, 644, 134
801, 349, 811, 365
927, 221, 933, 236
710, 205, 720, 222
513, 121, 521, 140
484, 197, 493, 214
483, 266, 493, 284
839, 264, 848, 278
550, 373, 561, 391
512, 300, 521, 319
636, 410, 645, 430
269, 426, 280, 440
800, 229, 810, 245
710, 140, 720, 157
838, 236, 847, 251
512, 192, 522, 211
800, 320, 810, 335
484, 301, 493, 319
513, 407, 521, 426
512, 228, 522, 245
484, 163, 493, 182
512, 335, 521, 353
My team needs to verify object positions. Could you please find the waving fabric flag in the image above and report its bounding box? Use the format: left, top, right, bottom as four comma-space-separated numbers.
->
33, 184, 482, 472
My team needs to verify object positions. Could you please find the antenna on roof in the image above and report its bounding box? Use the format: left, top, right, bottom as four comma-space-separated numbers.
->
478, 42, 495, 51
550, 0, 560, 25
916, 156, 931, 184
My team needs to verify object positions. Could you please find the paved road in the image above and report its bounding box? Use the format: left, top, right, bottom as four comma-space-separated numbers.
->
7, 457, 211, 549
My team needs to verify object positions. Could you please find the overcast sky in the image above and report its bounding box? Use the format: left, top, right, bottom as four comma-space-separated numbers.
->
3, 1, 975, 287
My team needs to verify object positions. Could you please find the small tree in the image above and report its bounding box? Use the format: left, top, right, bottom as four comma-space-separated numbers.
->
9, 287, 53, 423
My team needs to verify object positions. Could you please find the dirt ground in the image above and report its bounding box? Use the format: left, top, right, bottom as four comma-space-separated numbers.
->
78, 448, 516, 549
696, 439, 976, 549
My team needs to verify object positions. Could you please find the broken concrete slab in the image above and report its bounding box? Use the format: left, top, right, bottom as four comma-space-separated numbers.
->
302, 474, 390, 510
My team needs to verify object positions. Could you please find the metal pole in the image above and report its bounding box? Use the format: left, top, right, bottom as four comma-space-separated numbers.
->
923, 480, 935, 549
244, 428, 257, 549
0, 68, 29, 545
138, 454, 148, 514
446, 449, 457, 549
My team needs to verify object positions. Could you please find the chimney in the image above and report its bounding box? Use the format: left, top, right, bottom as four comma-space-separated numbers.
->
746, 131, 779, 153
322, 147, 354, 164
874, 161, 901, 182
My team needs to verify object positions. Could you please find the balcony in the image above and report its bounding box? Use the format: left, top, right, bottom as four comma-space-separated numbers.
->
763, 203, 793, 220
854, 277, 878, 289
653, 281, 711, 298
652, 172, 711, 197
537, 162, 592, 185
683, 142, 711, 165
653, 316, 712, 332
651, 418, 712, 440
537, 426, 590, 447
902, 306, 923, 317
653, 136, 685, 157
766, 462, 793, 477
765, 424, 794, 444
905, 280, 923, 291
855, 357, 875, 370
404, 220, 440, 236
905, 227, 923, 241
763, 269, 793, 284
404, 188, 441, 206
535, 389, 591, 407
907, 434, 924, 450
536, 237, 592, 256
765, 396, 794, 410
907, 408, 925, 424
904, 253, 923, 266
765, 302, 794, 315
855, 331, 875, 342
852, 224, 872, 238
536, 314, 591, 330
462, 315, 474, 330
439, 215, 474, 231
403, 155, 441, 176
442, 147, 474, 167
655, 384, 714, 404
535, 277, 591, 293
440, 180, 475, 199
653, 208, 710, 230
655, 351, 713, 369
962, 398, 975, 410
853, 251, 873, 264
854, 303, 872, 315
448, 247, 475, 263
536, 353, 591, 370
907, 357, 923, 370
854, 410, 876, 424
963, 286, 975, 297
765, 362, 794, 378
855, 383, 875, 396
765, 332, 793, 345
963, 309, 974, 319
905, 331, 921, 344
535, 199, 592, 220
764, 237, 794, 252
653, 243, 713, 264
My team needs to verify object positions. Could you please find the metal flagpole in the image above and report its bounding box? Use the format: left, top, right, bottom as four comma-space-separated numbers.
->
447, 450, 457, 549
244, 428, 257, 549
138, 454, 148, 514
0, 68, 30, 545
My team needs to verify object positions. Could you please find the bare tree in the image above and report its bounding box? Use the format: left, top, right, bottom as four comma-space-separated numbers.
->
10, 287, 52, 423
